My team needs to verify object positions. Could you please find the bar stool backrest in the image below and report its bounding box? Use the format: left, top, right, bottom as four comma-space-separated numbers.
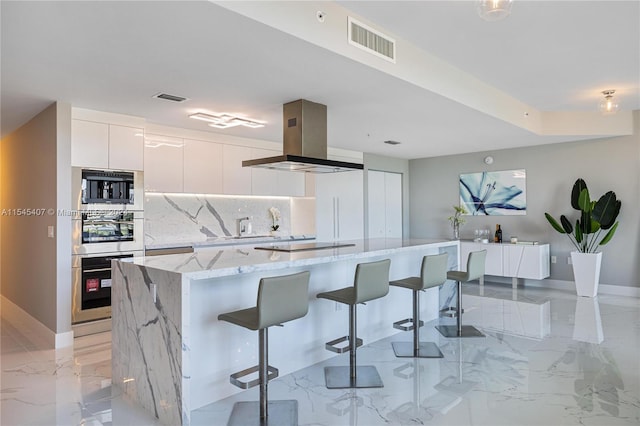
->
354, 259, 391, 304
465, 250, 487, 282
420, 252, 449, 289
257, 271, 311, 329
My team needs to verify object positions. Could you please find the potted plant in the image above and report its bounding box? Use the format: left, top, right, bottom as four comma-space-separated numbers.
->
544, 178, 621, 297
448, 205, 467, 240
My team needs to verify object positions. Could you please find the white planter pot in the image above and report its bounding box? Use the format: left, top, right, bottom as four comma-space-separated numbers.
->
570, 251, 602, 298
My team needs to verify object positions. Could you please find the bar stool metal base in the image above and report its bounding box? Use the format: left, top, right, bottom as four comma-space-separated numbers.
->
436, 325, 485, 338
391, 341, 444, 358
324, 366, 384, 389
228, 400, 298, 426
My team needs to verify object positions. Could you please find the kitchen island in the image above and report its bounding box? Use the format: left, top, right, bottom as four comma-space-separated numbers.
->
111, 238, 458, 425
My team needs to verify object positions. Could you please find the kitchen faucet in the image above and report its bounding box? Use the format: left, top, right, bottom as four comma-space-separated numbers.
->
237, 217, 251, 236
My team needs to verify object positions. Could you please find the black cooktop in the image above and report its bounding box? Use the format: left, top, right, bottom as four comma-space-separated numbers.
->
255, 242, 356, 252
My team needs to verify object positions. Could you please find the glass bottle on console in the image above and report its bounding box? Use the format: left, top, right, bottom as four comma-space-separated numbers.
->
494, 224, 502, 243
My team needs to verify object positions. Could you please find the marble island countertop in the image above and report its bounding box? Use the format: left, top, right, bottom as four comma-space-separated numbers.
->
145, 234, 315, 251
130, 238, 459, 280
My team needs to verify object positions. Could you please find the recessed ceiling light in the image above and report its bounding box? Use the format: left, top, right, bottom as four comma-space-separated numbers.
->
152, 92, 189, 103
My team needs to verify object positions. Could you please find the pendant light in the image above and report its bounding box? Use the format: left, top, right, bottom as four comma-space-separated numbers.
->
598, 90, 619, 115
476, 0, 513, 21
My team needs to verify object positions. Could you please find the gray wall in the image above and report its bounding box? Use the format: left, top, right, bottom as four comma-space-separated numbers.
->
1, 102, 72, 334
409, 110, 640, 289
363, 153, 410, 239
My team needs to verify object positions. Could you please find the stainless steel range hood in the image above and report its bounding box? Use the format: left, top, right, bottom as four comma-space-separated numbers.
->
242, 99, 363, 173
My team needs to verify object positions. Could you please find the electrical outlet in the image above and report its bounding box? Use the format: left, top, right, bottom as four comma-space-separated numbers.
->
551, 256, 557, 264
567, 257, 572, 265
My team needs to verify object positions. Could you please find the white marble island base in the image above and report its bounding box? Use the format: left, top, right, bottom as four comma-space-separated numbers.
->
111, 238, 459, 425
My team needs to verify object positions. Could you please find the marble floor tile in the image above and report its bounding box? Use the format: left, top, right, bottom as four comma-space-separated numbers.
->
2, 284, 639, 425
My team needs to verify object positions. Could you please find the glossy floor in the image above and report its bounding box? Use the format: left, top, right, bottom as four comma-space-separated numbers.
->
2, 284, 639, 425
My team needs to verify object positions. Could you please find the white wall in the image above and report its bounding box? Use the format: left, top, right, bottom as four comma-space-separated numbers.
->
1, 102, 73, 338
409, 111, 640, 289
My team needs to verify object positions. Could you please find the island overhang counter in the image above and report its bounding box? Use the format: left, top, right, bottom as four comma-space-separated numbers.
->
111, 238, 459, 425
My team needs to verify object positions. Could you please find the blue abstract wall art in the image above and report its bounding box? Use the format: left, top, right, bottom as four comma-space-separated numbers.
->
459, 169, 527, 215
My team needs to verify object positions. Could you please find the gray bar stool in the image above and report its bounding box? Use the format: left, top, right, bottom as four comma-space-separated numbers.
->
316, 258, 391, 389
218, 270, 311, 426
389, 252, 448, 358
436, 250, 486, 338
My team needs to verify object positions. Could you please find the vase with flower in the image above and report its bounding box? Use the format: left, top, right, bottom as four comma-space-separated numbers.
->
448, 205, 467, 240
269, 207, 281, 236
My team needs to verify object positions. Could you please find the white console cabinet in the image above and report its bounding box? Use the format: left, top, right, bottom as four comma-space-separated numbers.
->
460, 241, 550, 288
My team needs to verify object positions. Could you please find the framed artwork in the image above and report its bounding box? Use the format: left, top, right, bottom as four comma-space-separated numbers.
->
459, 169, 526, 215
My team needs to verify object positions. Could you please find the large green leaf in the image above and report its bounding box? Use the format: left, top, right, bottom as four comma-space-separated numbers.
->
593, 191, 620, 229
599, 221, 619, 245
545, 213, 566, 234
571, 179, 588, 210
560, 215, 573, 234
578, 188, 592, 212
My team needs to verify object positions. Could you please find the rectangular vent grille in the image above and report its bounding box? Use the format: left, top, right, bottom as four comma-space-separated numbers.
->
348, 17, 395, 63
153, 93, 189, 103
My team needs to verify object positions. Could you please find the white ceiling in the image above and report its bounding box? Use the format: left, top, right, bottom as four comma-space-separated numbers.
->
2, 1, 638, 159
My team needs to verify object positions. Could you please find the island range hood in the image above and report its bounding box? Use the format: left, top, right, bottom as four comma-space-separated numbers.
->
242, 99, 363, 173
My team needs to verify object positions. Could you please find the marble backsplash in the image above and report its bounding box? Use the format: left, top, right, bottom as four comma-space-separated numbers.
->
144, 193, 292, 246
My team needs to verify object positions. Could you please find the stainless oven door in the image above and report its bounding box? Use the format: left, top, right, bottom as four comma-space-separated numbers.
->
72, 251, 142, 324
72, 211, 143, 255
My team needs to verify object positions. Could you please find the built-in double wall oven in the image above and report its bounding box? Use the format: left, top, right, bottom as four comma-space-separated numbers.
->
71, 167, 144, 324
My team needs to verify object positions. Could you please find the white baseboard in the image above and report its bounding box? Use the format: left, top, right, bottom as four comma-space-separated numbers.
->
523, 278, 640, 298
0, 294, 74, 349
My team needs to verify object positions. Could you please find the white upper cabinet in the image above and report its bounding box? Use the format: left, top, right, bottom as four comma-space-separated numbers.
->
144, 134, 184, 193
250, 148, 279, 196
71, 120, 143, 170
223, 145, 252, 195
250, 148, 305, 196
108, 125, 144, 171
71, 120, 109, 168
184, 139, 223, 194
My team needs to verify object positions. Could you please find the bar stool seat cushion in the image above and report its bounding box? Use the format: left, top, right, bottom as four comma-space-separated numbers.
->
389, 276, 442, 291
317, 287, 356, 305
218, 307, 260, 331
446, 270, 470, 282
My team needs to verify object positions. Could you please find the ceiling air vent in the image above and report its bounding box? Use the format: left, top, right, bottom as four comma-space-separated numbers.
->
348, 17, 396, 63
152, 92, 189, 103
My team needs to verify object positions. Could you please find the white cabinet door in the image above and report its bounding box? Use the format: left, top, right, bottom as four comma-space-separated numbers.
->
250, 148, 305, 196
460, 242, 503, 276
276, 169, 305, 197
184, 139, 223, 194
71, 120, 109, 168
223, 145, 252, 195
144, 134, 184, 192
250, 148, 279, 195
367, 170, 402, 239
503, 244, 550, 279
316, 171, 364, 241
109, 125, 144, 171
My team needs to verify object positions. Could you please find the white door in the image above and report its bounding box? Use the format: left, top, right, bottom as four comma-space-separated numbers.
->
368, 170, 402, 239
